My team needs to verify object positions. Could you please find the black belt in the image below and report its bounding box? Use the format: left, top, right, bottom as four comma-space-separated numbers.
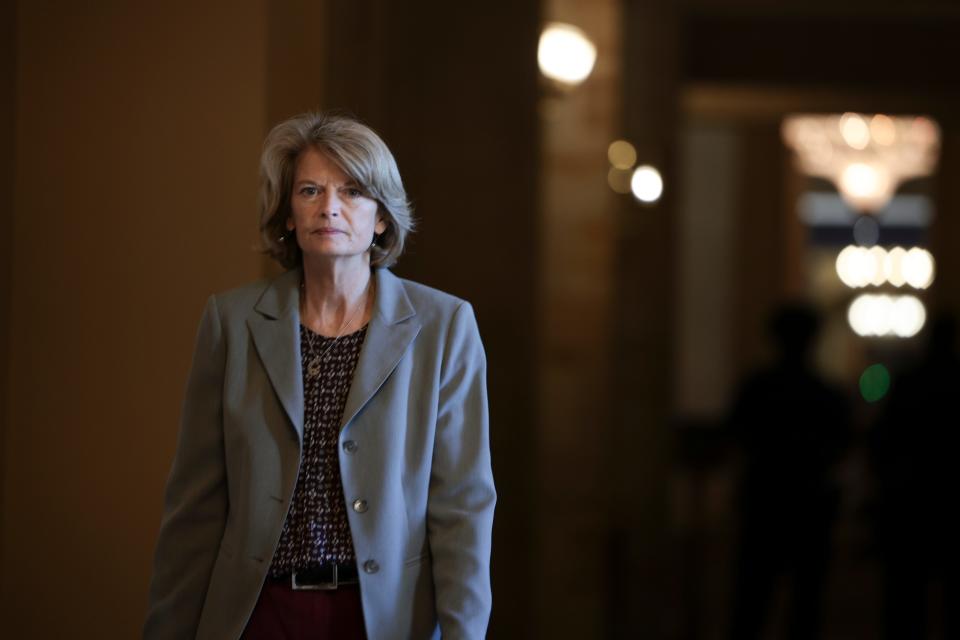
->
276, 563, 360, 590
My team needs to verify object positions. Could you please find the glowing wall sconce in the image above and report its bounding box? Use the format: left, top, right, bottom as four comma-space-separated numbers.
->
630, 165, 663, 204
608, 140, 637, 170
537, 23, 597, 87
605, 139, 663, 204
606, 140, 636, 194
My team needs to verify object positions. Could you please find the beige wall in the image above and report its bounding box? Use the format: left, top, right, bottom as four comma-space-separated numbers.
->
2, 1, 268, 634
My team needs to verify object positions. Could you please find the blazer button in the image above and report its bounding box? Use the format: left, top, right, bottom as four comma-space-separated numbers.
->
352, 499, 368, 513
343, 440, 358, 453
363, 559, 380, 574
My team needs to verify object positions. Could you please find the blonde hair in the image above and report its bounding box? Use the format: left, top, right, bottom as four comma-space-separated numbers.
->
258, 112, 414, 269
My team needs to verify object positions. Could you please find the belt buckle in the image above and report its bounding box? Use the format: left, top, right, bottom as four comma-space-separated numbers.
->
291, 565, 338, 591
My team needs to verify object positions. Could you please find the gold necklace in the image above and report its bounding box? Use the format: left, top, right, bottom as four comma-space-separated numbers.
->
301, 277, 371, 378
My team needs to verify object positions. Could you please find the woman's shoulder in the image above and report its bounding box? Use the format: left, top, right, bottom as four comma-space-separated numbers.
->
385, 270, 476, 320
208, 269, 299, 318
385, 271, 482, 336
212, 276, 272, 305
394, 274, 467, 310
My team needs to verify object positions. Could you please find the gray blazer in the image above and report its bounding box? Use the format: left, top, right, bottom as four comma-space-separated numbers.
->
144, 266, 496, 640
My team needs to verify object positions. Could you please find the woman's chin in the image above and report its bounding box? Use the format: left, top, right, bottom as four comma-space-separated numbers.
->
301, 248, 369, 263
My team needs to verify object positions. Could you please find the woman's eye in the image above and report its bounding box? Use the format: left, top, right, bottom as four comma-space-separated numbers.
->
299, 186, 318, 196
346, 188, 363, 198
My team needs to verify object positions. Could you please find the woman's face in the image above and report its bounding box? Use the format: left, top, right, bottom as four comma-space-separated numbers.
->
286, 146, 387, 265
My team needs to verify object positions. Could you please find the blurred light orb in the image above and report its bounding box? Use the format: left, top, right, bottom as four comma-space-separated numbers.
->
835, 246, 859, 288
848, 293, 926, 337
848, 294, 888, 336
840, 113, 871, 150
867, 246, 886, 286
840, 163, 887, 200
836, 245, 878, 288
538, 23, 597, 86
607, 167, 632, 194
630, 165, 663, 203
903, 247, 935, 289
891, 295, 926, 337
607, 140, 637, 170
870, 114, 897, 146
853, 215, 880, 246
884, 247, 907, 287
836, 245, 935, 290
859, 363, 891, 403
835, 246, 860, 288
912, 116, 939, 145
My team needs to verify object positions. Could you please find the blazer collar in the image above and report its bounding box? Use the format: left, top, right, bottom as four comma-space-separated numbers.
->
252, 266, 301, 319
341, 267, 421, 429
247, 266, 421, 442
246, 268, 303, 439
251, 265, 416, 325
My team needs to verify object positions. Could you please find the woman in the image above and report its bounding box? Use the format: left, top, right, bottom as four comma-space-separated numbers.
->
144, 113, 496, 640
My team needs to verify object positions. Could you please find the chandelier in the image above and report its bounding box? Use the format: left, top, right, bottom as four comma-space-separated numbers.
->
782, 113, 940, 212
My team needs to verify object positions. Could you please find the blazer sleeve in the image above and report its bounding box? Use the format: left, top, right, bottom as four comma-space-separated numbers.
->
428, 301, 497, 639
144, 294, 229, 639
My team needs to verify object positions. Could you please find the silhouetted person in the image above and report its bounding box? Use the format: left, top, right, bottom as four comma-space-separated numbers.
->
872, 313, 960, 640
727, 304, 851, 640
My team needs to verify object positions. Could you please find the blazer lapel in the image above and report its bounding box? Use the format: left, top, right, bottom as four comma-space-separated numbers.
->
247, 267, 305, 441
341, 267, 421, 430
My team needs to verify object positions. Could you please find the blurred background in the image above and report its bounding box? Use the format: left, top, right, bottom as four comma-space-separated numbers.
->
3, 0, 960, 638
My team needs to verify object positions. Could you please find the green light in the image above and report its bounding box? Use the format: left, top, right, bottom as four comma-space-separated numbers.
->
859, 364, 891, 403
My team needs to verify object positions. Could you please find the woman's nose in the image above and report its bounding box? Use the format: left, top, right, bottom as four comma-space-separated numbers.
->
319, 191, 341, 216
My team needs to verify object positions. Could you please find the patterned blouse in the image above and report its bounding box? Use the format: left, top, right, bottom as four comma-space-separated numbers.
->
268, 323, 367, 576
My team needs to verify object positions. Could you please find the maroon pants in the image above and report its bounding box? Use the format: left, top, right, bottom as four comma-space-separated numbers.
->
241, 578, 367, 639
